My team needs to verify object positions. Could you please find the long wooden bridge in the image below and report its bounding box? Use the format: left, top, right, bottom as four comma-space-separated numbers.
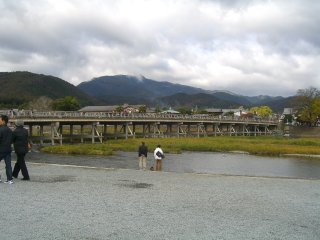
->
5, 111, 279, 145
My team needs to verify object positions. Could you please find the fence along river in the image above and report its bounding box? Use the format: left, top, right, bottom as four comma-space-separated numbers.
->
4, 110, 279, 145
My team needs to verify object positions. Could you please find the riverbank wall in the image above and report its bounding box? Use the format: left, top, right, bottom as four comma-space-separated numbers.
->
286, 126, 320, 137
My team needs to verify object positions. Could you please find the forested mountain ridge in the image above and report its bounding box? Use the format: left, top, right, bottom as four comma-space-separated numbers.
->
0, 72, 290, 112
77, 75, 209, 101
0, 71, 99, 108
78, 74, 288, 112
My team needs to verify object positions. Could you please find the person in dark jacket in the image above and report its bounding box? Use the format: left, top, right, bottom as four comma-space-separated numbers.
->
0, 115, 13, 184
12, 119, 30, 180
138, 141, 148, 170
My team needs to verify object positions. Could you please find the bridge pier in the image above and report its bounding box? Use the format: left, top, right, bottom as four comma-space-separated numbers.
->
103, 124, 107, 141
80, 125, 84, 143
50, 122, 62, 145
70, 125, 74, 143
197, 123, 207, 137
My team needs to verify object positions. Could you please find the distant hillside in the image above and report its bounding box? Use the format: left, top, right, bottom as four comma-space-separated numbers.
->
0, 71, 98, 107
0, 72, 292, 112
158, 93, 240, 108
245, 95, 284, 105
77, 75, 209, 103
210, 91, 252, 106
258, 96, 296, 113
78, 74, 290, 112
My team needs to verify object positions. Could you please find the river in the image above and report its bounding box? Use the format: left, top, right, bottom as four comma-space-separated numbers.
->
21, 150, 320, 180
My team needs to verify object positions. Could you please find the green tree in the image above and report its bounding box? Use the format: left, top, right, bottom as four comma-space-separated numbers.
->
138, 105, 147, 113
282, 114, 294, 125
295, 87, 320, 126
115, 105, 124, 113
155, 106, 161, 113
177, 107, 192, 114
52, 96, 80, 111
250, 106, 272, 118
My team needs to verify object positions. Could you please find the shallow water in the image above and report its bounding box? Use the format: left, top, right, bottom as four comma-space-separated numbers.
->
21, 151, 320, 179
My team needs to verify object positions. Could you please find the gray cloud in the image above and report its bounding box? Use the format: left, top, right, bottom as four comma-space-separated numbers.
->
0, 0, 320, 97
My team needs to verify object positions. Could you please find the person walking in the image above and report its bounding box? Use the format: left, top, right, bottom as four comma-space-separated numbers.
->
12, 119, 30, 181
0, 115, 13, 184
154, 144, 164, 171
138, 141, 148, 170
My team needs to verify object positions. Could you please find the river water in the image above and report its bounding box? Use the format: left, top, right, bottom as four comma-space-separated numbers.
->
22, 150, 320, 179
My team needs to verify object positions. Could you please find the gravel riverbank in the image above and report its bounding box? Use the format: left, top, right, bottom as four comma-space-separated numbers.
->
0, 163, 319, 240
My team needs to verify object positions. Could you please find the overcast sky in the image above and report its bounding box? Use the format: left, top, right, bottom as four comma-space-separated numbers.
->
1, 0, 319, 96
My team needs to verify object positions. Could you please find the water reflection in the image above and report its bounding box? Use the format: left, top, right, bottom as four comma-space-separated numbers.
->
23, 151, 320, 179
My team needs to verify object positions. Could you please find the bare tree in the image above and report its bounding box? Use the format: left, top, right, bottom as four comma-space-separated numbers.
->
28, 96, 53, 111
295, 87, 320, 126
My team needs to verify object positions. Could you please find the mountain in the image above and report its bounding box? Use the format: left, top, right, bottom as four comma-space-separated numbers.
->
210, 91, 252, 106
158, 93, 240, 108
245, 95, 284, 105
0, 72, 292, 112
77, 75, 209, 104
0, 71, 99, 107
78, 74, 289, 112
256, 96, 296, 113
158, 92, 292, 111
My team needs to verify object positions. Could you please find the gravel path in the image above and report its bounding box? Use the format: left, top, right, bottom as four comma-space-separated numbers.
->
0, 162, 319, 240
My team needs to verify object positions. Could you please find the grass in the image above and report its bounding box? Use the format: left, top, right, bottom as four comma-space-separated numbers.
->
41, 136, 320, 157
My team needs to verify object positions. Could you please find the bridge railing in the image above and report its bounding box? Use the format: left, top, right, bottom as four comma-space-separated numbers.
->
1, 110, 279, 124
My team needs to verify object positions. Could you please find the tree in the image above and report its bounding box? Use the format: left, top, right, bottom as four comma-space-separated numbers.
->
282, 114, 294, 124
177, 107, 192, 114
115, 105, 124, 113
295, 87, 320, 126
29, 96, 53, 111
249, 106, 273, 118
297, 87, 320, 100
155, 106, 161, 113
52, 96, 80, 111
138, 105, 147, 113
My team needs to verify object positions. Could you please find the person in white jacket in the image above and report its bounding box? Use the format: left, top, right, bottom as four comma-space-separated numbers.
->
153, 145, 164, 171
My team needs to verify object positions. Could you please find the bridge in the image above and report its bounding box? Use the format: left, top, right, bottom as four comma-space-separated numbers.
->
4, 110, 279, 145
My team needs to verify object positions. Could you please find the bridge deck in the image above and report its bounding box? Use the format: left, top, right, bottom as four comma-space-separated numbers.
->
4, 111, 279, 145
